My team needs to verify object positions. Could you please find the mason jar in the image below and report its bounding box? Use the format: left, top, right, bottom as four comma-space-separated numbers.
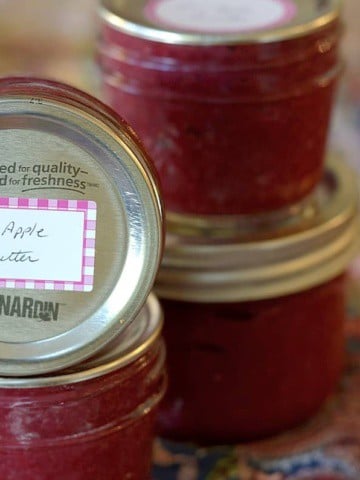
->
0, 77, 165, 477
0, 295, 165, 480
98, 0, 343, 215
155, 155, 359, 444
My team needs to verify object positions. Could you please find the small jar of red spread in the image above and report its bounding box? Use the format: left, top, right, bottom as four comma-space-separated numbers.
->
0, 295, 166, 480
155, 155, 360, 444
98, 0, 343, 215
0, 78, 165, 477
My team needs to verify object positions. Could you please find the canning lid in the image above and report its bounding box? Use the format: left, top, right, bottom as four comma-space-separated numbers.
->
0, 78, 163, 376
0, 293, 164, 387
99, 0, 341, 45
155, 154, 360, 302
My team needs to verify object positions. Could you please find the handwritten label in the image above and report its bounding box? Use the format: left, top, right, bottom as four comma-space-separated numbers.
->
0, 198, 96, 292
145, 0, 297, 33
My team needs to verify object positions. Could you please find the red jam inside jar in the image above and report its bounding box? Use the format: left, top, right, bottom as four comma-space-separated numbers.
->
98, 0, 342, 215
158, 277, 345, 443
0, 296, 166, 480
154, 156, 360, 444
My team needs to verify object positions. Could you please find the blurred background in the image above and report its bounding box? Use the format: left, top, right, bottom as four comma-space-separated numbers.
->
0, 0, 357, 167
0, 0, 99, 93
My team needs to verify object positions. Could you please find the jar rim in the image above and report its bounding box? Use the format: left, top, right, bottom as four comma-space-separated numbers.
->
156, 154, 360, 302
99, 0, 341, 46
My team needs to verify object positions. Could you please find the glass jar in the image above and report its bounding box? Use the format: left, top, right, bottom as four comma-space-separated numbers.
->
0, 294, 166, 480
98, 0, 343, 215
155, 155, 360, 444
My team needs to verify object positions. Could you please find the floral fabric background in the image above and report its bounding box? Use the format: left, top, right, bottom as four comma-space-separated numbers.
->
0, 1, 359, 479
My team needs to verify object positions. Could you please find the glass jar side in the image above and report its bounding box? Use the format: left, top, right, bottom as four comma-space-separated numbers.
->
98, 21, 342, 215
157, 276, 345, 444
0, 338, 166, 480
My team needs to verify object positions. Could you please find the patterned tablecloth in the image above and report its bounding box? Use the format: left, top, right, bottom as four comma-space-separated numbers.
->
0, 2, 359, 479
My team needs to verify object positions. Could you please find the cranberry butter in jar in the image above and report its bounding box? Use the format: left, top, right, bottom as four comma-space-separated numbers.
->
0, 78, 164, 478
155, 156, 360, 444
98, 0, 342, 215
0, 295, 166, 480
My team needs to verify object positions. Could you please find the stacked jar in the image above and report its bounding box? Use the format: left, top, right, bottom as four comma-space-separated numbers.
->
97, 0, 360, 444
0, 78, 166, 479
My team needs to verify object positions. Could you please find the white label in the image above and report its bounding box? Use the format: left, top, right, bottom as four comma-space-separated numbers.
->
145, 0, 297, 33
0, 198, 96, 292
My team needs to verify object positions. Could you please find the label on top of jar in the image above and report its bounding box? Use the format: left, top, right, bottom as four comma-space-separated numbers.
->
145, 0, 297, 33
0, 197, 96, 292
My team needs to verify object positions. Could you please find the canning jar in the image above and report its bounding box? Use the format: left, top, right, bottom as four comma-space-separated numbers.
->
0, 294, 165, 480
155, 155, 360, 444
98, 0, 343, 215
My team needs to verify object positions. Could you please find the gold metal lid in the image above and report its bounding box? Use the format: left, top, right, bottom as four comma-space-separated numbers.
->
0, 293, 163, 387
99, 0, 341, 45
0, 78, 163, 376
155, 154, 360, 302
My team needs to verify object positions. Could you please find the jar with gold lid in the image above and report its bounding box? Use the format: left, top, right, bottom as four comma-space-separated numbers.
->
155, 155, 359, 444
0, 295, 166, 480
98, 0, 343, 215
0, 77, 165, 479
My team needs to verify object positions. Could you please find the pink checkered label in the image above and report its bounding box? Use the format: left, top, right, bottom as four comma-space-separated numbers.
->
0, 197, 97, 292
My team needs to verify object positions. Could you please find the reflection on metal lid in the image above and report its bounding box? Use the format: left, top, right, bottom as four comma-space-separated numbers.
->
0, 77, 163, 376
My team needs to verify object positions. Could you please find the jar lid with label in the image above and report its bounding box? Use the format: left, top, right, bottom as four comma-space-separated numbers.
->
99, 0, 341, 45
0, 77, 163, 376
156, 154, 360, 302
